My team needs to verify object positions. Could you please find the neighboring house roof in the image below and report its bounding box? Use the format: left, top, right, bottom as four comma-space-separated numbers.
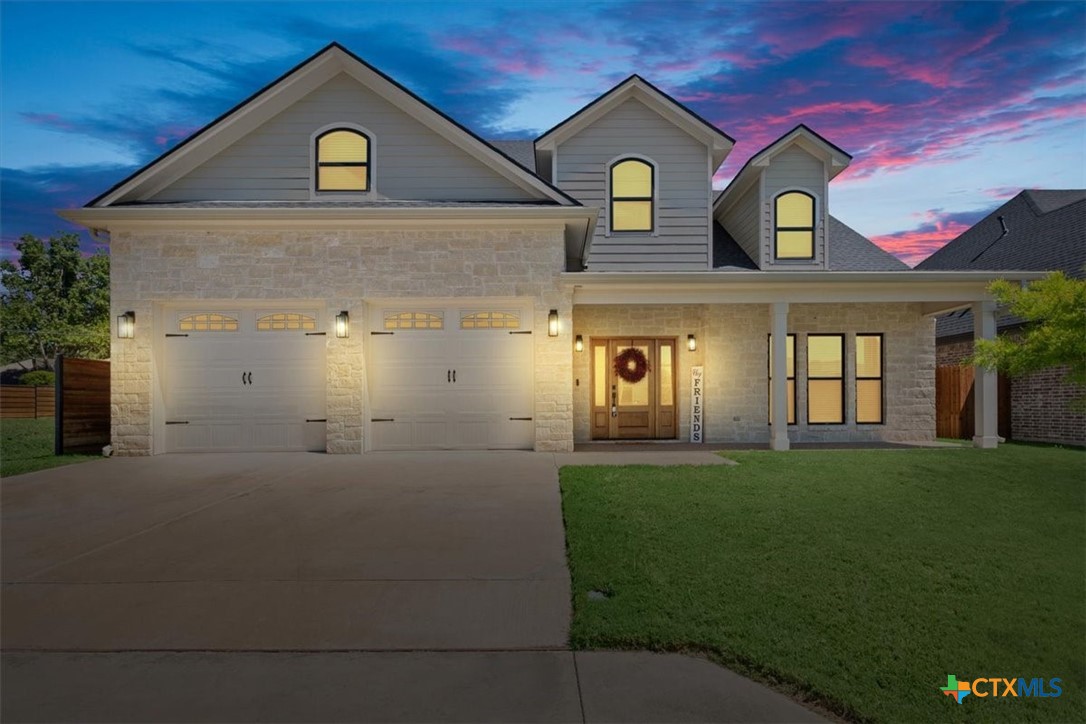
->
534, 74, 735, 170
915, 189, 1086, 338
710, 215, 907, 272
487, 140, 537, 172
714, 124, 852, 214
112, 200, 560, 209
88, 42, 577, 208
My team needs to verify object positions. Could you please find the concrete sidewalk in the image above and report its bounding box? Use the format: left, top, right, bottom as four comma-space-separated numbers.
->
1, 650, 824, 723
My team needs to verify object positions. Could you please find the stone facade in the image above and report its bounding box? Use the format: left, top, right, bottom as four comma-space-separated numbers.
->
110, 225, 573, 455
573, 302, 935, 444
936, 334, 1085, 445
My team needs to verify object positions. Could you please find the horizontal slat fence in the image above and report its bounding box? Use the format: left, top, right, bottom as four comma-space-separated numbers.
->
55, 356, 111, 454
0, 385, 56, 418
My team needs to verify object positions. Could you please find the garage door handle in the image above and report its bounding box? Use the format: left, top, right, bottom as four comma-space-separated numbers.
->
452, 370, 456, 383
242, 371, 247, 386
509, 417, 532, 421
447, 369, 451, 383
247, 371, 253, 385
305, 418, 327, 423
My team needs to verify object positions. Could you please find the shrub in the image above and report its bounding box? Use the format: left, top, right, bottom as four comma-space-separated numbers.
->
19, 370, 55, 387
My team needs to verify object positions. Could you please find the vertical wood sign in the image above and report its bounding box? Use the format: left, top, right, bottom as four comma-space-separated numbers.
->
690, 365, 704, 443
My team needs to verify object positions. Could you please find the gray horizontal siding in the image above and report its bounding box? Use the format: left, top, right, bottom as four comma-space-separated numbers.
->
761, 147, 828, 269
720, 182, 761, 266
556, 99, 710, 271
150, 73, 537, 203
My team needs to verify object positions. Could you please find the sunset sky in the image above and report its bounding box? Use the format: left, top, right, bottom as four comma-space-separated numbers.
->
2, 0, 1083, 265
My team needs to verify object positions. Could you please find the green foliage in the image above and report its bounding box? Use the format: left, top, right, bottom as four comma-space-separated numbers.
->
561, 446, 1086, 723
970, 272, 1086, 387
0, 417, 98, 478
0, 233, 110, 367
19, 370, 55, 387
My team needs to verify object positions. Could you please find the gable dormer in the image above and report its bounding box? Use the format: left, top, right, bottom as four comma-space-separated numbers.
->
714, 125, 851, 270
537, 76, 734, 271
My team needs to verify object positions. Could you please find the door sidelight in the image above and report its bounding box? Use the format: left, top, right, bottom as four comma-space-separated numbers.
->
611, 384, 617, 417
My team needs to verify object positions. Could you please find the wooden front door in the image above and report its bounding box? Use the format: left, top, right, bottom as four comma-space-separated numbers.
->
590, 338, 677, 440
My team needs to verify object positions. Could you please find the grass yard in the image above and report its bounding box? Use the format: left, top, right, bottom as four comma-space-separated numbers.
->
561, 445, 1085, 723
0, 417, 99, 478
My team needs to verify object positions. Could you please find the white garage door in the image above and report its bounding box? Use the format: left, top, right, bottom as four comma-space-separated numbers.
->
163, 309, 327, 452
367, 304, 534, 450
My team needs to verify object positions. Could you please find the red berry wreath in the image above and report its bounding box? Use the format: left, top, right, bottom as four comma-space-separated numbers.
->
613, 346, 651, 384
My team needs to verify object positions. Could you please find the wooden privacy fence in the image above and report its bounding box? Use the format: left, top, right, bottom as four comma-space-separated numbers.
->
55, 356, 111, 454
935, 365, 1011, 440
0, 385, 56, 418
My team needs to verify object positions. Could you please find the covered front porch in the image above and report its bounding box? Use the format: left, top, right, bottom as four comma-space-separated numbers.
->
564, 271, 1042, 450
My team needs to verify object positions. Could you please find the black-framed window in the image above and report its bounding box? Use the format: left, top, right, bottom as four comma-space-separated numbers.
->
768, 333, 796, 425
774, 191, 815, 259
856, 334, 884, 424
610, 158, 654, 232
807, 334, 844, 424
315, 129, 369, 191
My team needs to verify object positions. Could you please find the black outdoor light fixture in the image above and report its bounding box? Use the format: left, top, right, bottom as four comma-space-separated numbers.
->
575, 334, 584, 352
117, 311, 135, 339
335, 310, 350, 338
688, 334, 697, 352
548, 309, 559, 337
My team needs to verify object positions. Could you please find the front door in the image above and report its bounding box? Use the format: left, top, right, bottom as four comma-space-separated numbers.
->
590, 338, 677, 440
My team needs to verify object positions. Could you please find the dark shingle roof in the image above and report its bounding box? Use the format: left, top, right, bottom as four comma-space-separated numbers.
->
827, 216, 910, 271
916, 189, 1085, 339
114, 200, 559, 209
712, 222, 758, 270
916, 189, 1085, 277
487, 140, 536, 172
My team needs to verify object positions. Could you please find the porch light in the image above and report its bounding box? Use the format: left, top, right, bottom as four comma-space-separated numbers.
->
117, 311, 135, 339
575, 334, 584, 352
687, 334, 697, 352
548, 309, 559, 337
335, 310, 350, 338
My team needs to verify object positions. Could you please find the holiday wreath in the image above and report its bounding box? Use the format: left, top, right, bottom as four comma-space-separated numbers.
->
613, 346, 651, 384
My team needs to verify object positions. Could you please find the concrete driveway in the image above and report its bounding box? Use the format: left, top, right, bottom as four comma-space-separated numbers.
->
2, 452, 570, 650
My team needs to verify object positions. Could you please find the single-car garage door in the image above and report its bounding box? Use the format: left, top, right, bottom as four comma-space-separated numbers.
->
163, 309, 327, 452
367, 303, 534, 450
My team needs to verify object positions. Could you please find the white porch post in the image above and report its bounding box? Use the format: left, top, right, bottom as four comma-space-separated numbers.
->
972, 300, 999, 449
770, 302, 790, 451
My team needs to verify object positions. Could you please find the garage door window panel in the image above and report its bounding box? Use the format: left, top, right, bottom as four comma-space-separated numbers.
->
256, 313, 317, 331
460, 310, 520, 329
384, 311, 444, 330
178, 313, 239, 332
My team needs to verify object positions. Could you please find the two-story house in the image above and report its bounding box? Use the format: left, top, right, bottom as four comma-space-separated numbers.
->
63, 43, 1032, 454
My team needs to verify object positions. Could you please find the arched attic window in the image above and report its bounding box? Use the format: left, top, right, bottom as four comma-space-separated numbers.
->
315, 128, 370, 192
774, 191, 815, 259
610, 158, 655, 232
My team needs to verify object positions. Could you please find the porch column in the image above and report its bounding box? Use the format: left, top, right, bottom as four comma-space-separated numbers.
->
972, 300, 999, 449
770, 302, 790, 451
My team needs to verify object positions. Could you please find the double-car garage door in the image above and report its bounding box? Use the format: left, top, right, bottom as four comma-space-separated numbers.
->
161, 302, 534, 452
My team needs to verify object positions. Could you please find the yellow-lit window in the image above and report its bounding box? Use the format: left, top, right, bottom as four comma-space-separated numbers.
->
460, 311, 520, 329
178, 313, 238, 332
383, 311, 443, 330
316, 129, 369, 191
856, 334, 884, 424
808, 334, 844, 424
256, 313, 317, 331
768, 334, 796, 425
775, 191, 814, 259
610, 159, 654, 232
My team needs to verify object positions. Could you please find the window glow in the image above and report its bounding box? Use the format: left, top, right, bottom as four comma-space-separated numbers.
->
316, 129, 369, 191
808, 334, 844, 424
856, 334, 883, 423
768, 334, 796, 425
775, 192, 814, 259
610, 159, 654, 232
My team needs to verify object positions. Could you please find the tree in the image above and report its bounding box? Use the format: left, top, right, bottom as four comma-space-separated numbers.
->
0, 233, 110, 368
969, 272, 1086, 390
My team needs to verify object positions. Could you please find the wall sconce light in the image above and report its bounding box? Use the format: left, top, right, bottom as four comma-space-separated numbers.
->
687, 334, 697, 352
575, 334, 584, 352
548, 309, 559, 337
117, 311, 135, 339
335, 310, 350, 338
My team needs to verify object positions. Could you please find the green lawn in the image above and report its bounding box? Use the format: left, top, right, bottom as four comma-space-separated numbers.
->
561, 446, 1085, 723
0, 417, 100, 478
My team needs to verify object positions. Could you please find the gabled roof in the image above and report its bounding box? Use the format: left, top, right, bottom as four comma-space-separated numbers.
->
534, 75, 735, 169
714, 124, 852, 216
916, 189, 1085, 277
487, 140, 537, 172
89, 42, 577, 207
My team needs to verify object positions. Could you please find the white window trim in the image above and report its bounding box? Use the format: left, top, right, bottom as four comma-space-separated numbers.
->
310, 122, 377, 200
605, 153, 659, 238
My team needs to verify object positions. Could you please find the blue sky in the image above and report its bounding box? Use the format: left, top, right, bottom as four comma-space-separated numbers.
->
2, 0, 1084, 264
